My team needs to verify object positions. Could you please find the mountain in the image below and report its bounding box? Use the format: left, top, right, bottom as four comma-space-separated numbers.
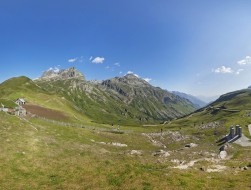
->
0, 76, 46, 98
0, 75, 94, 124
34, 68, 197, 125
172, 91, 206, 108
41, 67, 85, 81
209, 88, 251, 109
173, 88, 251, 130
248, 85, 251, 89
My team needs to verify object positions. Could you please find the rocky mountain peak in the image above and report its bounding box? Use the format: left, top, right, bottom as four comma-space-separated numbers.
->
40, 67, 85, 81
119, 74, 149, 86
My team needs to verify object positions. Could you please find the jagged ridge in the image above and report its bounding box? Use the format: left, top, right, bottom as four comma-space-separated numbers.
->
35, 68, 197, 124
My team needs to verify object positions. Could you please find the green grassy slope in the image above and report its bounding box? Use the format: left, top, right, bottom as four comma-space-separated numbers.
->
0, 98, 17, 108
0, 110, 250, 189
0, 80, 251, 189
35, 77, 196, 125
166, 88, 251, 138
0, 76, 95, 125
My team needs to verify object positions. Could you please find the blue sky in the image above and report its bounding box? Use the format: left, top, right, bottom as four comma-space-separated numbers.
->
0, 0, 251, 97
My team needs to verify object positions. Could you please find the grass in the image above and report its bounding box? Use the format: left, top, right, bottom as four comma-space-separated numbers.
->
1, 111, 251, 189
0, 78, 251, 189
0, 98, 17, 108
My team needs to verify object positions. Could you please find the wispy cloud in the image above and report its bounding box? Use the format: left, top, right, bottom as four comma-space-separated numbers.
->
237, 56, 251, 65
119, 71, 123, 74
213, 66, 233, 74
68, 57, 78, 63
92, 57, 105, 64
236, 69, 244, 75
105, 66, 110, 69
114, 62, 120, 67
143, 78, 152, 82
48, 67, 60, 73
126, 71, 139, 78
89, 56, 93, 61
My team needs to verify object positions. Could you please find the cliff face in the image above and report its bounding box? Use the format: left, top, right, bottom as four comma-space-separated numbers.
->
40, 67, 85, 81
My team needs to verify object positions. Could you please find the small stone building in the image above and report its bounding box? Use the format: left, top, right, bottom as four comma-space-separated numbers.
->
15, 106, 27, 117
15, 98, 26, 106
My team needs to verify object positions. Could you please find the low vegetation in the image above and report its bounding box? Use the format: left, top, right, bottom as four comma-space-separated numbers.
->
0, 75, 250, 189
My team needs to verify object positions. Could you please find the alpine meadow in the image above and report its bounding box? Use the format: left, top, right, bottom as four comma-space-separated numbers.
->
0, 1, 251, 190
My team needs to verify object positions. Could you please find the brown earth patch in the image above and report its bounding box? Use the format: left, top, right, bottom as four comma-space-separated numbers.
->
23, 104, 69, 121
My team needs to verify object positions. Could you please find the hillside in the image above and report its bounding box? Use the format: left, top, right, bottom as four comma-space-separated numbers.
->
0, 74, 250, 189
0, 76, 95, 125
34, 68, 197, 125
210, 88, 251, 110
167, 88, 251, 139
0, 86, 250, 189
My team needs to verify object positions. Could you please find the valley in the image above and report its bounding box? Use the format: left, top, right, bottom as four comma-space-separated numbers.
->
0, 68, 250, 189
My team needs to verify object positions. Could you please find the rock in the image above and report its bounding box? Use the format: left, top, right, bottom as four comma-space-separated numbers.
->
200, 167, 206, 171
99, 142, 128, 147
153, 150, 170, 157
219, 145, 225, 151
130, 150, 143, 155
219, 151, 227, 159
111, 142, 128, 147
185, 143, 198, 148
206, 165, 227, 172
40, 67, 85, 81
171, 159, 181, 164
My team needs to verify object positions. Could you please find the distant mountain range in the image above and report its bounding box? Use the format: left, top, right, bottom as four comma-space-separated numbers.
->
172, 91, 207, 108
1, 67, 251, 127
0, 67, 197, 125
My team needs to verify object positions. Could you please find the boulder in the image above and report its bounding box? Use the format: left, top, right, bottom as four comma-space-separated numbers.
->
219, 151, 227, 159
153, 150, 170, 157
185, 143, 198, 148
130, 150, 143, 155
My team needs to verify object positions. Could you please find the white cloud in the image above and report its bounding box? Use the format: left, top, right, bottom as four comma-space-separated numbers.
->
213, 66, 233, 74
236, 69, 244, 75
114, 62, 120, 67
92, 57, 105, 64
237, 56, 251, 65
89, 56, 93, 61
68, 57, 78, 63
126, 71, 139, 78
105, 66, 110, 69
48, 67, 60, 73
119, 71, 123, 74
143, 78, 152, 82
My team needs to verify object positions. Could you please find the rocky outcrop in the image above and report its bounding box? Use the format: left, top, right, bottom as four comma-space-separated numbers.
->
40, 67, 85, 81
